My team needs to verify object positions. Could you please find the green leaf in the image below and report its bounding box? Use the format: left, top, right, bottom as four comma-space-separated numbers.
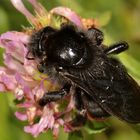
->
0, 48, 5, 65
58, 127, 68, 140
119, 53, 140, 81
97, 11, 111, 27
129, 124, 140, 134
68, 131, 83, 140
0, 7, 9, 33
84, 121, 108, 134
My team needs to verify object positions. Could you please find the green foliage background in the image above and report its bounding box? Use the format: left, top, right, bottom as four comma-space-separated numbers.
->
0, 0, 140, 140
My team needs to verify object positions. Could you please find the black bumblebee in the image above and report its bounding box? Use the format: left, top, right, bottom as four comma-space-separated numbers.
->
27, 24, 140, 127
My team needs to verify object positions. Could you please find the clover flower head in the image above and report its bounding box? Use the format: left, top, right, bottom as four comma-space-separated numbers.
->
0, 0, 97, 137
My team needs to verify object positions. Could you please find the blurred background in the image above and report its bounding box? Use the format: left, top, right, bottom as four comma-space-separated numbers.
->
0, 0, 140, 140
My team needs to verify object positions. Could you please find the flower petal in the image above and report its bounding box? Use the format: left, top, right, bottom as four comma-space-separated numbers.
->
24, 55, 37, 76
0, 31, 29, 44
4, 53, 25, 73
53, 119, 64, 137
0, 83, 6, 92
0, 32, 29, 63
15, 111, 27, 121
17, 102, 33, 108
28, 0, 47, 16
14, 86, 24, 100
10, 0, 36, 24
24, 107, 55, 137
0, 68, 17, 90
27, 107, 37, 124
50, 7, 84, 28
14, 72, 37, 100
24, 124, 39, 137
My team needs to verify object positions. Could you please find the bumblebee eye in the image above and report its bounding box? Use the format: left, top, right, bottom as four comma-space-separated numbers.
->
39, 26, 56, 52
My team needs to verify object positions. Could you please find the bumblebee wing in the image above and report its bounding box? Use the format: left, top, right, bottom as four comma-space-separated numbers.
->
89, 74, 140, 123
65, 71, 140, 123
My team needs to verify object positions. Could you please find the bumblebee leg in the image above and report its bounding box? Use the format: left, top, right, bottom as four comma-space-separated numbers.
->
38, 84, 71, 106
73, 88, 85, 113
66, 88, 87, 130
86, 102, 110, 120
66, 114, 87, 131
104, 41, 129, 55
81, 93, 110, 119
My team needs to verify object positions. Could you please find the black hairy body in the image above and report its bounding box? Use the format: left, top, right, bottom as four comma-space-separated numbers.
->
27, 24, 140, 128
